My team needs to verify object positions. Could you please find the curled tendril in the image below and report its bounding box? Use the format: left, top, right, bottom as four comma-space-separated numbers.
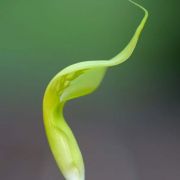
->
43, 1, 148, 180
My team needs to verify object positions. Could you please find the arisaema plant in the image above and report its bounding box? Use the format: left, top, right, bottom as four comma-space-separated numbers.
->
43, 1, 148, 180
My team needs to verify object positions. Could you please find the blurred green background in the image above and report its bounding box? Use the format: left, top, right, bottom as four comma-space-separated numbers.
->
1, 0, 180, 180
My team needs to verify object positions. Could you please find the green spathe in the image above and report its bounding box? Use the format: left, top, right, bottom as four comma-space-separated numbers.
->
43, 1, 148, 180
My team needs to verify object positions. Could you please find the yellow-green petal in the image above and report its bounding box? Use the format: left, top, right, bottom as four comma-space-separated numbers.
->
43, 1, 148, 180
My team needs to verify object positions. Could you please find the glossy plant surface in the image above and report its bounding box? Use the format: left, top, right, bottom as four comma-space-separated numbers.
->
43, 1, 148, 180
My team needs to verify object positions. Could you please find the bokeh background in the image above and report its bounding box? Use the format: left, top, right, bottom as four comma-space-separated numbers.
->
1, 0, 180, 179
